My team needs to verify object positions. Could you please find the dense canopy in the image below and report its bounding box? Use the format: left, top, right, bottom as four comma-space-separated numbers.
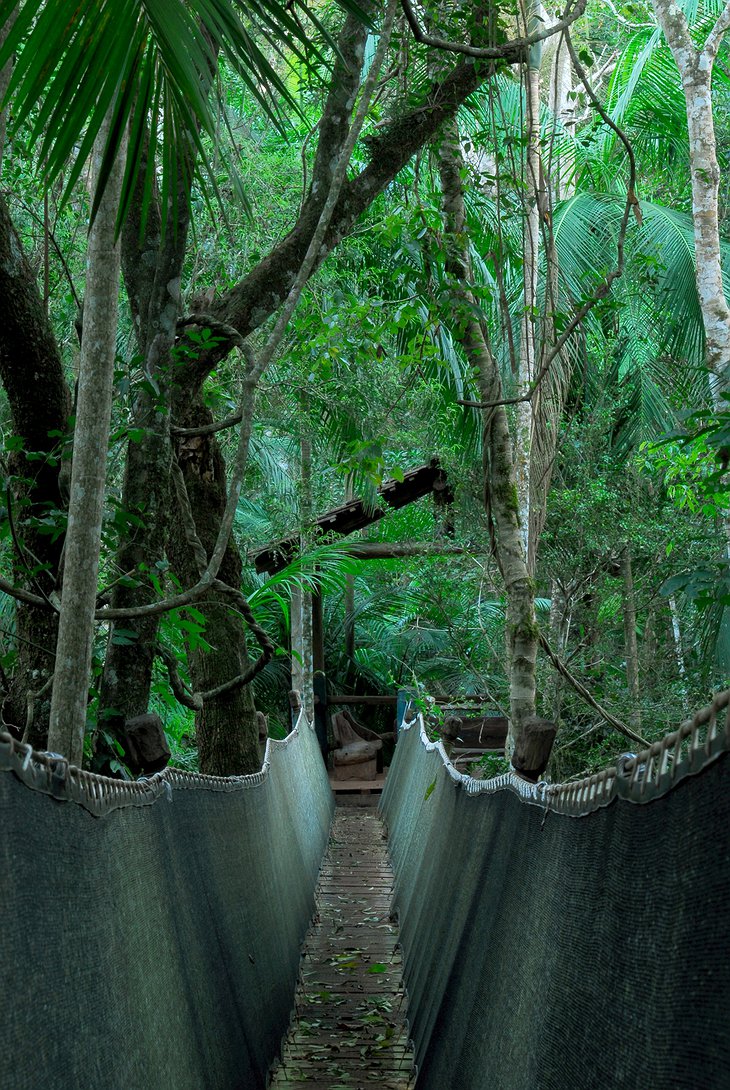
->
0, 0, 727, 781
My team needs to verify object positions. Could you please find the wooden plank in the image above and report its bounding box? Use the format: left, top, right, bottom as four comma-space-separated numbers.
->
270, 809, 413, 1089
329, 778, 387, 794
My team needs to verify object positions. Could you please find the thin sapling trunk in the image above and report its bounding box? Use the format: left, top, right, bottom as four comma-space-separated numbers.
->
48, 122, 125, 763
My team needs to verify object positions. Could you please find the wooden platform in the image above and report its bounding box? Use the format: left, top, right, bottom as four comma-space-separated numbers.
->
328, 771, 387, 795
269, 808, 414, 1089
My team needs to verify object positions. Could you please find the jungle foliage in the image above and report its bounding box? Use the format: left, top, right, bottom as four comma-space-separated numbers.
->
0, 0, 727, 780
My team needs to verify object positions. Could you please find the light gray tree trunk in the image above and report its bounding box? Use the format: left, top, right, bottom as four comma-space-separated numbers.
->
48, 122, 125, 763
548, 33, 575, 200
652, 0, 730, 399
291, 584, 304, 693
652, 0, 730, 595
668, 594, 690, 712
515, 17, 543, 566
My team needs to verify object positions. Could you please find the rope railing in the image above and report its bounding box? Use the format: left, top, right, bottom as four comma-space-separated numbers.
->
0, 710, 308, 817
407, 689, 730, 817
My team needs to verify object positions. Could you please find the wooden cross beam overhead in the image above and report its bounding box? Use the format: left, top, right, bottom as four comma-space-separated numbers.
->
252, 459, 455, 757
251, 458, 454, 575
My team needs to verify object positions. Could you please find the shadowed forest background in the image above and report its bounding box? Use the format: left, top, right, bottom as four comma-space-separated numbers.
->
0, 0, 728, 782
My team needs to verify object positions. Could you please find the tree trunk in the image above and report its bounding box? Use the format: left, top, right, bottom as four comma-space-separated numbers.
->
528, 217, 569, 572
48, 120, 125, 763
437, 117, 538, 749
668, 594, 690, 713
167, 396, 260, 775
0, 195, 71, 745
291, 584, 304, 694
515, 18, 543, 566
651, 0, 730, 398
549, 33, 575, 201
344, 573, 356, 667
98, 149, 190, 732
548, 578, 571, 720
619, 547, 641, 731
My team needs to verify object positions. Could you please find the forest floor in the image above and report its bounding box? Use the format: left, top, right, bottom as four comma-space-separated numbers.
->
269, 804, 415, 1089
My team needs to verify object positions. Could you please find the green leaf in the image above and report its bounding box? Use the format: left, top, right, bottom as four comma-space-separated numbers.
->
0, 0, 341, 233
424, 779, 436, 801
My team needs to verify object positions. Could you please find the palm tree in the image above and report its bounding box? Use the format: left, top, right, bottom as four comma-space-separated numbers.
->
0, 0, 333, 226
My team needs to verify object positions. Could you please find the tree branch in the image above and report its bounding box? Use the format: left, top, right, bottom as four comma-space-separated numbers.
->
156, 643, 203, 711
704, 0, 730, 61
399, 0, 586, 58
539, 633, 647, 746
177, 5, 583, 390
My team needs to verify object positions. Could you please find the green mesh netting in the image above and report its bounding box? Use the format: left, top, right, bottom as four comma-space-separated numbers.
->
381, 718, 730, 1090
0, 718, 333, 1090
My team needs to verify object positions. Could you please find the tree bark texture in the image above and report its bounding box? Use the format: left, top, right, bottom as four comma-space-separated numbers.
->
668, 594, 690, 712
48, 122, 126, 764
98, 150, 190, 730
437, 118, 538, 746
290, 584, 304, 695
550, 37, 575, 201
515, 31, 542, 567
528, 215, 571, 571
0, 195, 71, 745
167, 396, 260, 775
652, 0, 730, 397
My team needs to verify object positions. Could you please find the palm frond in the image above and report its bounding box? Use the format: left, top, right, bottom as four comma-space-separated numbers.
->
0, 0, 347, 230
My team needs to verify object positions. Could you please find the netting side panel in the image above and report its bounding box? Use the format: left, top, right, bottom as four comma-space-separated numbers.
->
381, 727, 730, 1090
0, 723, 334, 1090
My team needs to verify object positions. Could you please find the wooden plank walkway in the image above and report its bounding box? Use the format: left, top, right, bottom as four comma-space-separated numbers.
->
269, 806, 415, 1089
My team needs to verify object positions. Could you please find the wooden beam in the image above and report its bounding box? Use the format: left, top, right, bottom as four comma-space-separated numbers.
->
329, 695, 398, 706
252, 460, 445, 573
329, 693, 499, 708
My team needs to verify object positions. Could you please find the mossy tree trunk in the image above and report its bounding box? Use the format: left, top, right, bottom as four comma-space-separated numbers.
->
437, 118, 538, 747
515, 11, 543, 567
0, 196, 71, 746
166, 396, 260, 776
97, 149, 189, 735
